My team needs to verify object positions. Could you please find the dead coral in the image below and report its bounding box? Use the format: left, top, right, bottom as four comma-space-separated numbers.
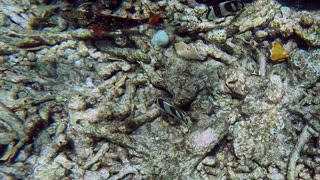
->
287, 125, 313, 180
0, 102, 28, 162
1, 0, 320, 179
0, 84, 55, 163
220, 68, 249, 99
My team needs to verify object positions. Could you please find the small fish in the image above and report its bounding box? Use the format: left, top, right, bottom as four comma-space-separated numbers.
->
60, 10, 160, 37
155, 98, 191, 125
200, 0, 244, 20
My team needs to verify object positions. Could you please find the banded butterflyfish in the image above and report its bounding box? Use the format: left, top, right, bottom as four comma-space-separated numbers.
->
199, 0, 244, 21
155, 98, 191, 125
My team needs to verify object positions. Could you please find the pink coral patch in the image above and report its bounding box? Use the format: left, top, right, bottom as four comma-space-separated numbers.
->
194, 128, 216, 148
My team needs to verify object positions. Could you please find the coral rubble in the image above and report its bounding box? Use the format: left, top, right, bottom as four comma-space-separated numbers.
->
0, 0, 320, 179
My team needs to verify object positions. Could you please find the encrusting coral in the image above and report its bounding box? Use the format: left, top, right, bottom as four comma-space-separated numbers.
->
0, 0, 320, 179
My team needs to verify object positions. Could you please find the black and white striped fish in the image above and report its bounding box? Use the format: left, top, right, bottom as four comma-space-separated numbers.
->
155, 98, 191, 125
200, 0, 244, 20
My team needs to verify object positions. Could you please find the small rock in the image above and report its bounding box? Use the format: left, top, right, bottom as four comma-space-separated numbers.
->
151, 30, 169, 50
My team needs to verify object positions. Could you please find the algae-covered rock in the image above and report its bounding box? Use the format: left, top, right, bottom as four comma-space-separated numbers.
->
1, 0, 320, 179
0, 42, 18, 55
289, 49, 320, 87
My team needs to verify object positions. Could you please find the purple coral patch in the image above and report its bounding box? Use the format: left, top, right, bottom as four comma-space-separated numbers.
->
194, 128, 216, 148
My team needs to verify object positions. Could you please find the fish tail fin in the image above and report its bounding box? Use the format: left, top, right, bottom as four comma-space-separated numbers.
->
148, 14, 160, 25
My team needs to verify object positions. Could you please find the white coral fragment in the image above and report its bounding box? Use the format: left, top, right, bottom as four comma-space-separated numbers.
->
206, 29, 227, 43
174, 41, 208, 61
95, 62, 131, 79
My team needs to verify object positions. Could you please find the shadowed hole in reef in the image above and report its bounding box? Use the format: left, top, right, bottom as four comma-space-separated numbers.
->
195, 0, 255, 6
264, 34, 310, 51
205, 137, 228, 157
276, 0, 320, 10
0, 144, 8, 158
194, 137, 228, 170
290, 34, 311, 50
